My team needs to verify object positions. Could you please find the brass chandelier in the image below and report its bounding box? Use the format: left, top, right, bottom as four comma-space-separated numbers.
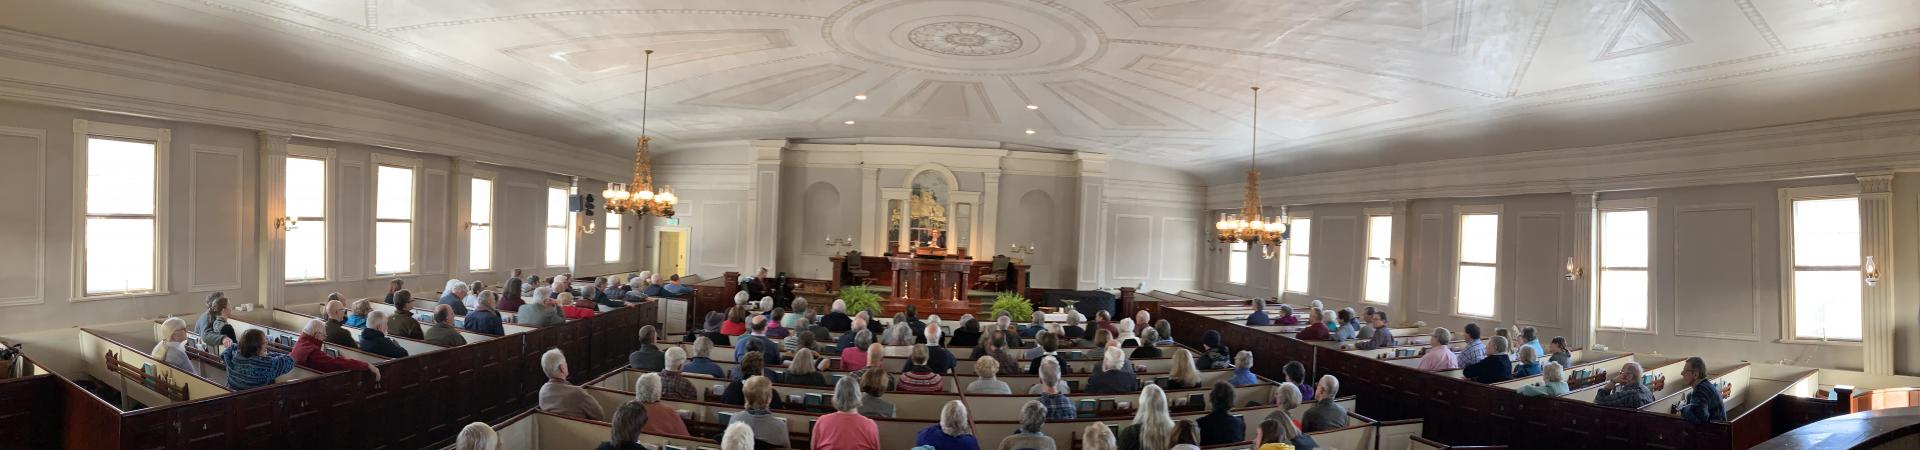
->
1215, 86, 1288, 258
603, 49, 677, 218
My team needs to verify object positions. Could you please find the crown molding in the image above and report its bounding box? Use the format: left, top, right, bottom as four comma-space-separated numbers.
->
1208, 110, 1920, 208
0, 29, 628, 182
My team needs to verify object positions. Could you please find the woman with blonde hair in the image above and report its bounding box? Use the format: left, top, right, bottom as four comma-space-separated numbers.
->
1166, 348, 1203, 390
1118, 385, 1175, 450
966, 356, 1012, 394
1082, 422, 1118, 450
784, 348, 832, 386
151, 317, 201, 376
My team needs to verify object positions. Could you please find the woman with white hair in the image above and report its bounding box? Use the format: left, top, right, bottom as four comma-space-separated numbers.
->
1083, 422, 1118, 450
732, 290, 751, 307
454, 422, 499, 450
1116, 318, 1138, 346
537, 348, 605, 420
1085, 347, 1138, 393
635, 372, 690, 436
438, 279, 471, 316
821, 299, 853, 332
1418, 327, 1460, 371
728, 375, 791, 448
1063, 311, 1088, 342
290, 318, 379, 380
1228, 350, 1258, 386
1262, 382, 1307, 436
151, 317, 201, 376
812, 375, 881, 450
1512, 344, 1543, 378
966, 357, 1012, 394
721, 421, 756, 450
1118, 385, 1175, 450
1518, 362, 1571, 397
915, 400, 981, 450
1000, 401, 1057, 450
1132, 329, 1163, 359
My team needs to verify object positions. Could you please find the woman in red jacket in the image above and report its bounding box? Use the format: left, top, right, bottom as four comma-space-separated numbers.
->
559, 292, 599, 319
293, 319, 381, 381
1293, 308, 1332, 341
720, 306, 749, 337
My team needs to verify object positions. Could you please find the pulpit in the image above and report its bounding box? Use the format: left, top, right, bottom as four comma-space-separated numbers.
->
890, 255, 971, 301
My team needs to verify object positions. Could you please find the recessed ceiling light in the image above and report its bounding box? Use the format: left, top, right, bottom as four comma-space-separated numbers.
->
1025, 104, 1039, 110
843, 120, 857, 125
1025, 129, 1036, 134
854, 94, 868, 101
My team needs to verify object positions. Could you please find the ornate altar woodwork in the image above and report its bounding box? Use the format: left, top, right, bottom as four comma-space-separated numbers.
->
832, 253, 1030, 298
890, 255, 971, 301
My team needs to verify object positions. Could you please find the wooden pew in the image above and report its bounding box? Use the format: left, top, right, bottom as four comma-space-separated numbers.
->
221, 317, 392, 368
450, 408, 723, 450
269, 308, 451, 355
76, 329, 231, 405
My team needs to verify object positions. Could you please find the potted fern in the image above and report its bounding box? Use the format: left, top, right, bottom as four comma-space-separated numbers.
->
839, 285, 885, 317
990, 292, 1035, 322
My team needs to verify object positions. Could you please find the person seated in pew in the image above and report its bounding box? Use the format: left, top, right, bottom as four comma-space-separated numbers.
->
1352, 312, 1394, 351
1246, 300, 1272, 326
463, 291, 506, 335
839, 331, 875, 371
516, 291, 566, 327
1458, 323, 1487, 366
784, 349, 832, 387
723, 352, 785, 407
456, 422, 499, 450
726, 375, 790, 449
857, 368, 896, 418
784, 322, 822, 354
967, 357, 1013, 394
151, 317, 201, 377
357, 311, 410, 358
498, 278, 528, 314
1095, 311, 1122, 339
383, 278, 405, 305
1418, 327, 1460, 371
1086, 347, 1139, 394
783, 299, 810, 329
821, 299, 854, 333
996, 313, 1024, 348
467, 281, 487, 311
1279, 361, 1313, 400
1170, 419, 1202, 450
1275, 304, 1298, 326
721, 306, 751, 337
561, 293, 599, 320
1676, 356, 1726, 424
1517, 326, 1544, 358
762, 307, 790, 340
925, 324, 957, 374
1083, 422, 1118, 450
1331, 309, 1358, 341
1197, 382, 1245, 446
1293, 308, 1330, 341
628, 326, 665, 371
1255, 415, 1316, 450
1117, 384, 1174, 450
849, 343, 894, 389
596, 401, 649, 450
439, 279, 471, 316
899, 344, 946, 393
1512, 345, 1542, 378
980, 331, 1022, 376
1153, 320, 1176, 347
815, 375, 882, 450
1263, 382, 1306, 437
661, 274, 695, 297
836, 316, 870, 353
1595, 362, 1655, 409
1131, 329, 1163, 359
882, 318, 915, 347
734, 315, 785, 366
1354, 307, 1377, 341
425, 304, 468, 347
904, 306, 929, 343
1300, 375, 1347, 433
1021, 314, 1046, 340
689, 311, 728, 344
1163, 349, 1203, 390
949, 316, 984, 348
722, 422, 755, 450
1134, 310, 1153, 334
323, 299, 359, 349
1034, 357, 1077, 419
387, 290, 427, 338
634, 372, 691, 437
1464, 336, 1515, 384
917, 400, 982, 450
1088, 329, 1115, 357
222, 329, 293, 390
293, 318, 381, 380
538, 348, 605, 420
1229, 351, 1259, 386
1001, 400, 1058, 450
1200, 330, 1232, 370
1517, 362, 1570, 397
1062, 312, 1088, 343
346, 299, 372, 328
659, 347, 699, 400
1547, 336, 1572, 369
683, 336, 728, 378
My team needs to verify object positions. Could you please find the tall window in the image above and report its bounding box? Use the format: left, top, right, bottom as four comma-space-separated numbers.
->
1787, 192, 1862, 341
1227, 242, 1248, 284
1598, 200, 1653, 330
545, 186, 569, 267
82, 136, 160, 295
469, 177, 493, 272
284, 156, 328, 281
1455, 209, 1500, 317
374, 165, 414, 275
1364, 215, 1392, 303
605, 213, 623, 263
1284, 217, 1312, 293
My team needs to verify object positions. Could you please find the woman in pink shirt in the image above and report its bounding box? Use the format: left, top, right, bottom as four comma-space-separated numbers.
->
1417, 327, 1460, 371
839, 341, 870, 372
813, 375, 882, 450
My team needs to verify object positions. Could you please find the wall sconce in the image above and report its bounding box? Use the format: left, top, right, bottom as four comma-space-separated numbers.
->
275, 217, 299, 231
824, 236, 854, 254
1865, 256, 1880, 287
1564, 257, 1583, 281
576, 221, 596, 235
1008, 243, 1038, 256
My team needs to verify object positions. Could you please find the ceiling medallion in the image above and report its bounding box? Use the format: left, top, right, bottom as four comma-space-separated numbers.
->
908, 21, 1023, 56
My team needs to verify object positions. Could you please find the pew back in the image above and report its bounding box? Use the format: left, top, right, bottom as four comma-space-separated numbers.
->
269, 309, 446, 355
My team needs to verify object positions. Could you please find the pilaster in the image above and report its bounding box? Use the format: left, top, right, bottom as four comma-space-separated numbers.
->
1387, 199, 1411, 324
448, 157, 475, 281
748, 140, 786, 272
981, 172, 1002, 257
1861, 173, 1895, 375
860, 166, 880, 254
255, 131, 291, 309
1074, 152, 1110, 290
1570, 191, 1598, 351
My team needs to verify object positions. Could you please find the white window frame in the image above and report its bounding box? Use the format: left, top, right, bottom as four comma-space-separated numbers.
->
1778, 184, 1864, 345
1226, 241, 1249, 285
1362, 208, 1393, 305
1280, 212, 1313, 295
71, 120, 171, 301
605, 209, 624, 263
1453, 204, 1503, 320
1597, 197, 1657, 333
545, 180, 572, 269
284, 144, 335, 283
371, 153, 419, 276
468, 170, 496, 273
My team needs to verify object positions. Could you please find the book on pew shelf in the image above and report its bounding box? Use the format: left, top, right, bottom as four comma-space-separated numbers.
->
709, 385, 725, 397
1188, 394, 1205, 408
1068, 380, 1081, 391
1099, 399, 1117, 414
1077, 399, 1097, 414
662, 446, 685, 450
788, 394, 803, 405
1154, 376, 1169, 388
677, 409, 692, 420
805, 393, 825, 406
716, 411, 736, 425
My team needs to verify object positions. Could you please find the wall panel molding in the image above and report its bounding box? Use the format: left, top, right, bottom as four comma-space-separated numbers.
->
1671, 204, 1762, 341
1512, 212, 1566, 329
1110, 214, 1153, 281
0, 126, 45, 307
1160, 217, 1198, 282
188, 144, 246, 292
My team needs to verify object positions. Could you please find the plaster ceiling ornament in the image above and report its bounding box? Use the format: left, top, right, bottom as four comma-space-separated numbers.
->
907, 21, 1024, 56
824, 0, 1106, 75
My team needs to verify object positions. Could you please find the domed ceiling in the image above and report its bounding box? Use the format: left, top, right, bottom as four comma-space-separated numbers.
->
3, 0, 1918, 177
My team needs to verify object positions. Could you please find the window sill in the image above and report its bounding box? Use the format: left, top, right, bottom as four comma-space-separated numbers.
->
72, 290, 173, 303
1450, 312, 1498, 322
1361, 300, 1390, 306
1776, 338, 1863, 347
287, 279, 331, 286
1597, 327, 1658, 336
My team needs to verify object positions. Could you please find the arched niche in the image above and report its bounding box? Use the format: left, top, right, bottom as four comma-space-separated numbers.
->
880, 163, 981, 255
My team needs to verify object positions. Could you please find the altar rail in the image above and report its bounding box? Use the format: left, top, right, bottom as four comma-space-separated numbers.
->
2, 301, 655, 450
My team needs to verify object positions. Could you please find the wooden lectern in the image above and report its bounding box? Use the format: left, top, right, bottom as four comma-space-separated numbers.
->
884, 254, 976, 316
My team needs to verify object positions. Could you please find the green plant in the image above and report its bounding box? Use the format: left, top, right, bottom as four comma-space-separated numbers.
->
839, 285, 885, 317
990, 292, 1035, 322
